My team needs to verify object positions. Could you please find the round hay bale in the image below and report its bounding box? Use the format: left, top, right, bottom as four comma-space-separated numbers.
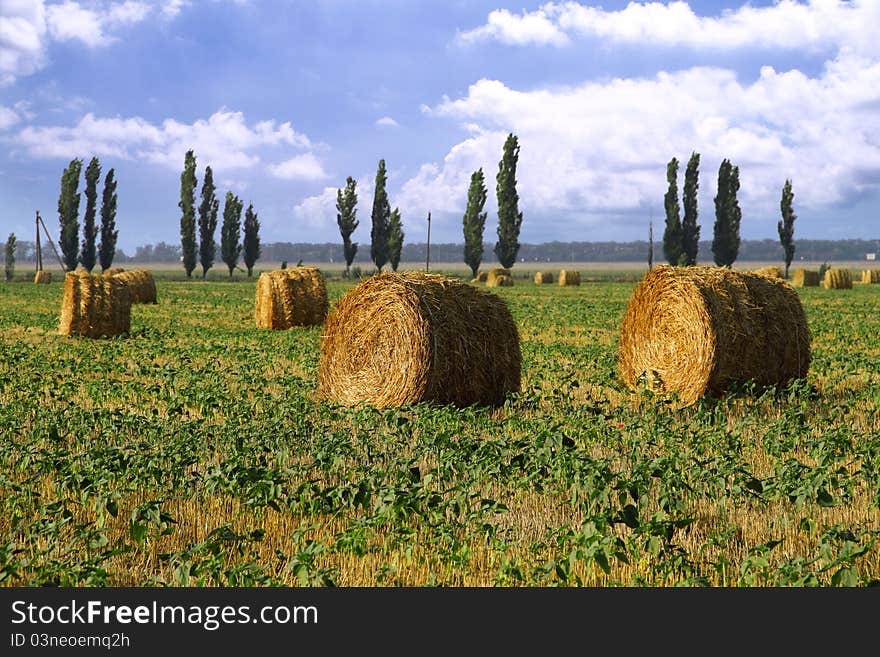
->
474, 271, 488, 283
823, 268, 852, 289
317, 271, 521, 408
34, 271, 52, 284
558, 270, 581, 286
791, 268, 819, 287
486, 273, 513, 287
255, 267, 328, 329
103, 267, 125, 276
534, 271, 554, 284
58, 270, 131, 338
751, 266, 784, 279
485, 267, 511, 286
617, 265, 810, 406
112, 269, 157, 304
861, 269, 879, 284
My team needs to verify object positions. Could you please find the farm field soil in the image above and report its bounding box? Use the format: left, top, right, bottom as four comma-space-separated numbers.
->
1, 274, 879, 586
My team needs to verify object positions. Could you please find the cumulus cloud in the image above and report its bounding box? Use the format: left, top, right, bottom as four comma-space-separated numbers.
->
458, 1, 880, 56
12, 108, 319, 172
0, 104, 21, 130
0, 0, 48, 86
267, 152, 328, 181
46, 1, 151, 48
404, 50, 880, 240
375, 116, 399, 127
291, 176, 373, 241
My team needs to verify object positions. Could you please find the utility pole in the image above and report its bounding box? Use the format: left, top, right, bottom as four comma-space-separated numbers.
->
37, 211, 66, 271
648, 209, 654, 272
35, 210, 43, 272
425, 211, 431, 272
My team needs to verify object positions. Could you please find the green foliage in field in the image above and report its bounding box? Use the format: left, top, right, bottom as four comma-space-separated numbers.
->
0, 276, 878, 586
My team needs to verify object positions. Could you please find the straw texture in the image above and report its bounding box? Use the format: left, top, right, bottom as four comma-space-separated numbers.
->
254, 267, 328, 329
861, 269, 879, 284
752, 266, 784, 279
58, 270, 131, 338
111, 269, 157, 304
558, 270, 581, 286
485, 267, 511, 286
534, 271, 554, 284
34, 271, 52, 284
318, 271, 521, 408
486, 273, 513, 287
791, 269, 820, 287
823, 268, 852, 289
618, 265, 810, 406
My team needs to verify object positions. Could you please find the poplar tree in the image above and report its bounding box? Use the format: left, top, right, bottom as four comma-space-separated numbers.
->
242, 202, 261, 277
778, 179, 797, 279
388, 207, 404, 272
58, 158, 83, 271
221, 191, 243, 277
370, 159, 391, 271
198, 165, 219, 278
79, 156, 101, 272
336, 176, 359, 278
462, 168, 488, 278
4, 233, 16, 282
494, 133, 523, 269
662, 156, 683, 266
179, 150, 198, 278
98, 168, 118, 272
712, 159, 742, 267
681, 151, 701, 266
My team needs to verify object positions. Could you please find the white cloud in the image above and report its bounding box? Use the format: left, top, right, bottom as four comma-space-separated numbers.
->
457, 7, 569, 47
12, 108, 319, 173
46, 1, 150, 48
161, 0, 189, 19
267, 152, 328, 181
291, 176, 373, 240
0, 104, 21, 130
406, 51, 880, 241
375, 116, 399, 127
459, 1, 880, 56
0, 0, 48, 86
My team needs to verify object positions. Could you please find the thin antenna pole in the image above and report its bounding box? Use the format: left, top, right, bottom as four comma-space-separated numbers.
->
37, 211, 66, 271
425, 211, 431, 272
648, 209, 654, 272
35, 210, 43, 272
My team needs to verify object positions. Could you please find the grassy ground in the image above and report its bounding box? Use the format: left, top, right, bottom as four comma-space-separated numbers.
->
1, 271, 878, 586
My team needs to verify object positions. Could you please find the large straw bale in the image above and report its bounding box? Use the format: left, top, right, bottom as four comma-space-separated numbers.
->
103, 267, 125, 276
618, 265, 810, 406
111, 269, 157, 304
861, 269, 880, 284
791, 269, 820, 287
255, 267, 328, 329
318, 271, 521, 408
34, 271, 52, 284
485, 267, 511, 286
534, 271, 554, 284
486, 273, 513, 287
823, 268, 852, 289
752, 266, 784, 279
58, 270, 131, 338
558, 270, 581, 286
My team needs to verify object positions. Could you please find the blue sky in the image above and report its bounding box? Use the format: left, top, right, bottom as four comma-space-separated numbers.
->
1, 0, 878, 253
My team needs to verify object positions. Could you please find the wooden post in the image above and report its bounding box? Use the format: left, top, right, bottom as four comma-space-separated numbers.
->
425, 211, 431, 272
37, 211, 66, 272
35, 210, 43, 272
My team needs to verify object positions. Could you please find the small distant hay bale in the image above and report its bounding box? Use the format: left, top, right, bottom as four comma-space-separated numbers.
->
862, 269, 880, 284
255, 267, 328, 329
617, 265, 810, 406
558, 270, 581, 286
534, 271, 554, 284
112, 269, 157, 304
485, 267, 511, 286
487, 273, 513, 287
474, 271, 488, 283
752, 266, 784, 279
318, 271, 521, 408
823, 268, 852, 289
58, 270, 131, 338
791, 269, 820, 287
34, 271, 52, 284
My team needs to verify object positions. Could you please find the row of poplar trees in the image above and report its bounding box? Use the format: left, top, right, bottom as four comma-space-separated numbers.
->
178, 149, 262, 278
334, 132, 523, 278
661, 153, 798, 277
57, 157, 119, 272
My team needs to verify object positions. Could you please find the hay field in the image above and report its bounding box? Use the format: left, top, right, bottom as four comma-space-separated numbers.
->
1, 271, 879, 586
